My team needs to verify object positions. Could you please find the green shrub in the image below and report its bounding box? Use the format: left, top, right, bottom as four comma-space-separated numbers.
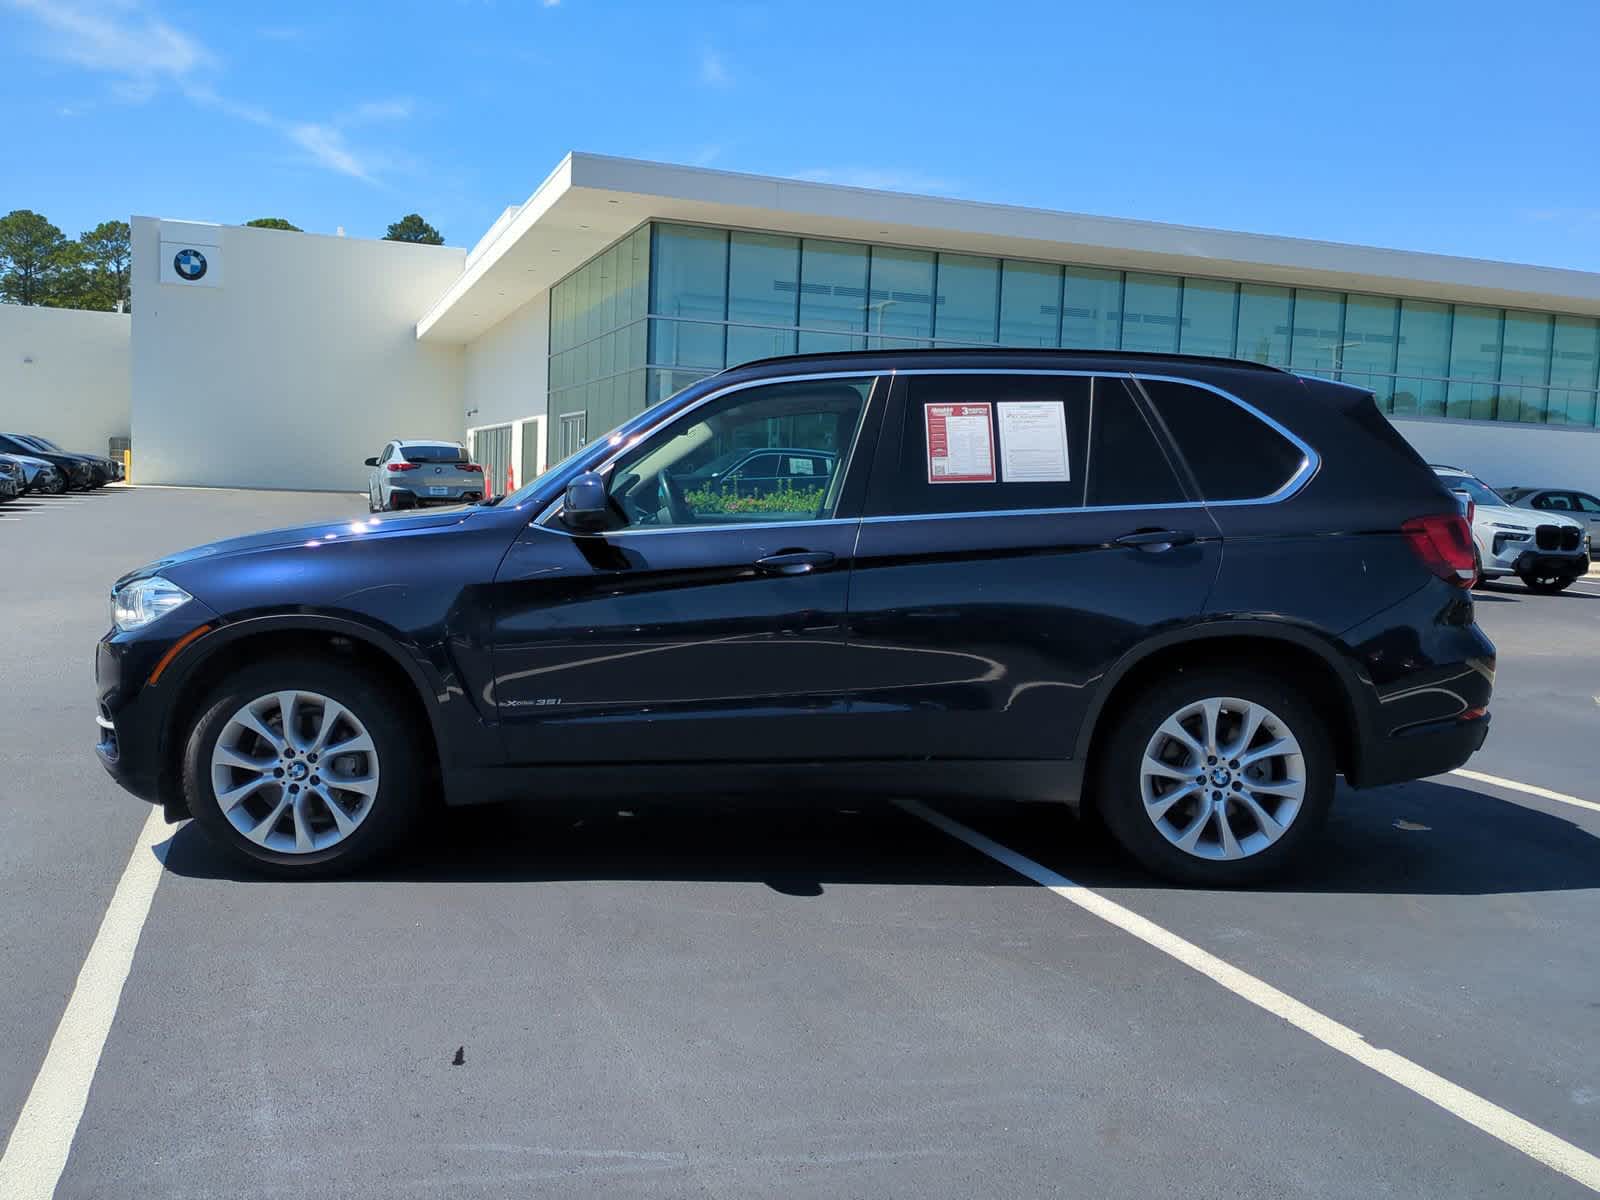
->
685, 481, 825, 516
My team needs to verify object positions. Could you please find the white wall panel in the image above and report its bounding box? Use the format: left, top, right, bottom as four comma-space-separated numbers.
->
1390, 417, 1600, 493
0, 305, 130, 454
130, 218, 465, 490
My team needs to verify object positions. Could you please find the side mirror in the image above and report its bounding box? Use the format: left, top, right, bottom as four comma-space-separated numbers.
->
561, 471, 613, 534
364, 457, 379, 467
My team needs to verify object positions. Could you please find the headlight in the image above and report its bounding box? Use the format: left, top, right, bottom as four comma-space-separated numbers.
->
1489, 522, 1531, 532
112, 576, 193, 631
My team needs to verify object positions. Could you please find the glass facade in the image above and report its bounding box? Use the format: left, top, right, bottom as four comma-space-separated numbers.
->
547, 225, 649, 448
549, 220, 1600, 438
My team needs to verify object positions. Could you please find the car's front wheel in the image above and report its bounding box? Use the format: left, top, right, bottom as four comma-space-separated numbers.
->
182, 658, 424, 876
1519, 571, 1575, 594
1095, 669, 1333, 886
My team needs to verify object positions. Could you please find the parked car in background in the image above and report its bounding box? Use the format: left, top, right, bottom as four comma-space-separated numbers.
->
363, 440, 485, 511
0, 434, 96, 491
0, 452, 66, 494
1500, 486, 1600, 561
10, 433, 122, 484
673, 446, 838, 510
0, 457, 21, 502
1433, 466, 1588, 592
99, 350, 1493, 887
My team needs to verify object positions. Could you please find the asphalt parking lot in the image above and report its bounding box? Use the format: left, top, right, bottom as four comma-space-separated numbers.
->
2, 486, 1598, 1199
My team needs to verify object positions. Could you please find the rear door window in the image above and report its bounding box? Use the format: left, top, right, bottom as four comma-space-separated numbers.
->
1138, 378, 1308, 502
866, 373, 1188, 517
1085, 378, 1188, 507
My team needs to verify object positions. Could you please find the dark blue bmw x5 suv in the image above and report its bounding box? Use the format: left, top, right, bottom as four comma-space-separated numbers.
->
96, 350, 1493, 885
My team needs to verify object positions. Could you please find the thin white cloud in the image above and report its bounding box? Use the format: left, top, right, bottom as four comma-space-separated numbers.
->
699, 47, 730, 88
287, 123, 371, 182
347, 98, 414, 124
542, 0, 559, 7
5, 0, 406, 183
790, 167, 958, 195
7, 0, 212, 78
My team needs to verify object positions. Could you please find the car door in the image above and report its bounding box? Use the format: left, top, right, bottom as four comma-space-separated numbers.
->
1558, 491, 1600, 552
490, 373, 885, 764
370, 443, 391, 502
843, 371, 1222, 762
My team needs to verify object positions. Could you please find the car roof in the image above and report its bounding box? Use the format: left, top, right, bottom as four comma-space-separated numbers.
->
396, 439, 464, 448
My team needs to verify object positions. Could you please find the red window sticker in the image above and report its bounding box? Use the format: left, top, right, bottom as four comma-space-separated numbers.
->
925, 402, 996, 484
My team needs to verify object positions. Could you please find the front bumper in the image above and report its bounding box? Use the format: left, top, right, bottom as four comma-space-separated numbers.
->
95, 605, 221, 812
1509, 549, 1586, 579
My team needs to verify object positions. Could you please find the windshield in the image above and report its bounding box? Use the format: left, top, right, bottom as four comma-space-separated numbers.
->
402, 444, 466, 463
1440, 474, 1507, 508
21, 434, 62, 452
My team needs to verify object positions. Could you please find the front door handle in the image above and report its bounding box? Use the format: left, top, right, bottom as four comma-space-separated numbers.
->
755, 550, 835, 576
1114, 529, 1197, 551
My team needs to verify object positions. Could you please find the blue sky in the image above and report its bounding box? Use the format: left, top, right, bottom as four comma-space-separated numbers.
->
4, 0, 1599, 269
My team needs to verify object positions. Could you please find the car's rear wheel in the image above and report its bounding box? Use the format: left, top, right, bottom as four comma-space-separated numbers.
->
1520, 571, 1574, 594
182, 658, 424, 876
48, 474, 66, 494
1094, 669, 1333, 886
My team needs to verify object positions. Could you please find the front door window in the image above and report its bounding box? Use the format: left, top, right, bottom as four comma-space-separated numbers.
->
604, 377, 874, 529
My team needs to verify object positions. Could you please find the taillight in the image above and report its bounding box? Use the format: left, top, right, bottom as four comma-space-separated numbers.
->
386, 462, 418, 472
1402, 514, 1477, 587
462, 464, 484, 473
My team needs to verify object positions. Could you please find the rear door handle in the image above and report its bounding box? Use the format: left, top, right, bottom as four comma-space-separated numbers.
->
754, 550, 836, 576
1114, 529, 1197, 551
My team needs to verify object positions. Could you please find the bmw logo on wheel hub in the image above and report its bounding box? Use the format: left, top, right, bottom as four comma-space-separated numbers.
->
173, 248, 208, 281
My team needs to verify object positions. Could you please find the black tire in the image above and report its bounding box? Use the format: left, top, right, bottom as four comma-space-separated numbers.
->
1519, 572, 1574, 594
49, 474, 67, 495
1093, 668, 1334, 886
181, 656, 426, 877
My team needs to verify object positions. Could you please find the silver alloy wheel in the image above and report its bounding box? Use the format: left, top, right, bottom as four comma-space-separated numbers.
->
1139, 696, 1306, 862
209, 690, 380, 854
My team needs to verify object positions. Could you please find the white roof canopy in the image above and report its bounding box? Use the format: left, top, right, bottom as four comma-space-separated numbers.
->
416, 152, 1600, 344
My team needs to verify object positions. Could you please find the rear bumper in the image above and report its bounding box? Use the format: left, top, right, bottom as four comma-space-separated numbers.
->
389, 486, 483, 506
1354, 711, 1490, 788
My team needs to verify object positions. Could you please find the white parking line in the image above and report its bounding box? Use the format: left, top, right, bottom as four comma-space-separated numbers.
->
1450, 768, 1600, 815
895, 797, 1600, 1194
0, 807, 171, 1200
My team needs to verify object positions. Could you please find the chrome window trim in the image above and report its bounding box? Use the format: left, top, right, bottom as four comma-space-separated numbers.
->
1125, 372, 1320, 506
534, 364, 1319, 533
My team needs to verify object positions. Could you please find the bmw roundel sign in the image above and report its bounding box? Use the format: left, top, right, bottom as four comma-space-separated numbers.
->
173, 248, 208, 281
159, 222, 222, 287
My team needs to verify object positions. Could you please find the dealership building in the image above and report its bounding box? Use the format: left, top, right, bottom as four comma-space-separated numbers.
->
5, 151, 1600, 493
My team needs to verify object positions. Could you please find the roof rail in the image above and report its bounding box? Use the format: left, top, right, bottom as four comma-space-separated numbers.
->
725, 347, 1292, 375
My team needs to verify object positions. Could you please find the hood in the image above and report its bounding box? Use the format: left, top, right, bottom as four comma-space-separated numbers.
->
1478, 503, 1582, 530
0, 453, 55, 470
112, 505, 478, 589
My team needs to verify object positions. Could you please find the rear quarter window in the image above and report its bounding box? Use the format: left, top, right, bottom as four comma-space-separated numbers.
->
1138, 378, 1308, 502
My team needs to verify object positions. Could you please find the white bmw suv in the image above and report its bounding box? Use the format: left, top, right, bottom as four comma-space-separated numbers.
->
1433, 465, 1588, 593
